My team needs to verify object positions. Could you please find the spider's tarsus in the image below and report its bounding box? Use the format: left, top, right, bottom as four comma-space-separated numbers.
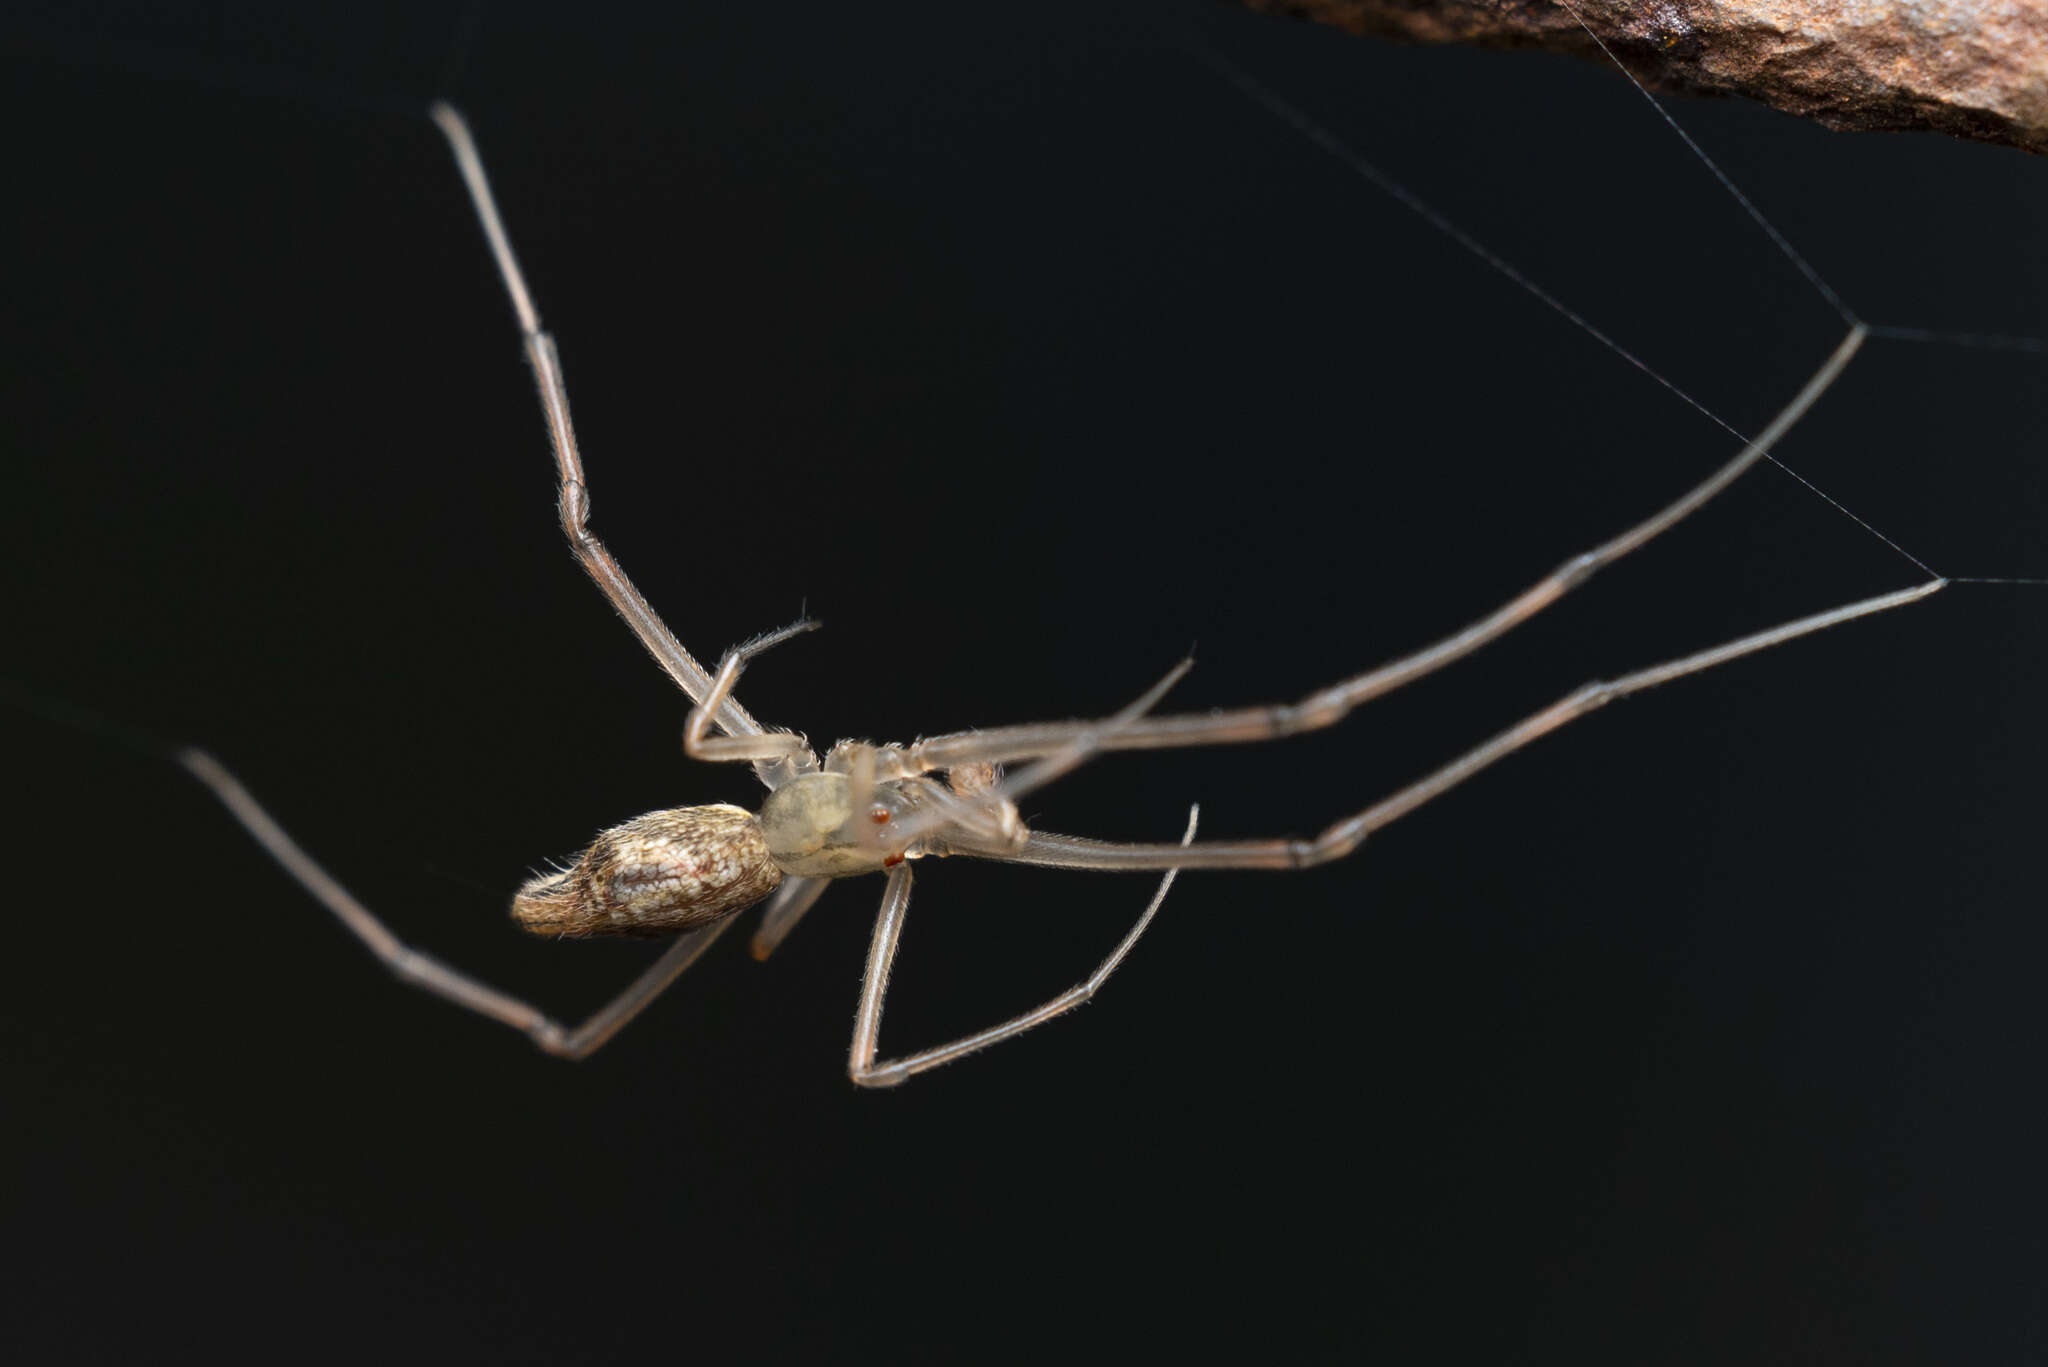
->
176, 746, 226, 785
0, 679, 185, 764
737, 616, 822, 660
1140, 656, 1196, 713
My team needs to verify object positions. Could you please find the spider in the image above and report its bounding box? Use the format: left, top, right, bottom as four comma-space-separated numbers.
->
178, 99, 1941, 1088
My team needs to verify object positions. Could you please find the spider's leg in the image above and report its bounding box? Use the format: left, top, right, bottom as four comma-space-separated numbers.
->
912, 326, 1869, 773
429, 104, 767, 742
684, 620, 821, 783
983, 657, 1193, 803
182, 749, 732, 1059
847, 808, 1198, 1088
750, 875, 830, 961
883, 657, 1193, 855
971, 580, 1943, 873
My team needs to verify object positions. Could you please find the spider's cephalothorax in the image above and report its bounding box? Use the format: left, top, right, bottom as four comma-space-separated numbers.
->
758, 772, 925, 878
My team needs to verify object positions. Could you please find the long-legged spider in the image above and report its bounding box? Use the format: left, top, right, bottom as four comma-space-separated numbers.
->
178, 96, 1943, 1088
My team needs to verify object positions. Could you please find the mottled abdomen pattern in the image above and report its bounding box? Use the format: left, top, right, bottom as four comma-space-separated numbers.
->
512, 804, 783, 938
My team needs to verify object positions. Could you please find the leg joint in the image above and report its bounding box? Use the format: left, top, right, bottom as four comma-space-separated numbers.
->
1557, 551, 1602, 588
529, 1021, 575, 1058
850, 1063, 909, 1090
557, 478, 592, 538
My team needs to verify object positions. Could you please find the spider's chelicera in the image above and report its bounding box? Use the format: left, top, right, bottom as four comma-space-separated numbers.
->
179, 98, 1943, 1087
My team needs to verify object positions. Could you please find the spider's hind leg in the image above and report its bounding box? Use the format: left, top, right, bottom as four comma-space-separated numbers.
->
179, 748, 736, 1060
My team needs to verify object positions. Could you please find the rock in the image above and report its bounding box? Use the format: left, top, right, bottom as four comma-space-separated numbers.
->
1239, 0, 2048, 156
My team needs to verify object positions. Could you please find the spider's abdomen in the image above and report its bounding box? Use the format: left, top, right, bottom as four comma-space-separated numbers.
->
512, 804, 782, 938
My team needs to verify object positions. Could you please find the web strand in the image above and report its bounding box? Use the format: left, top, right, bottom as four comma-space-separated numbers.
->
1554, 0, 2046, 579
1867, 325, 2046, 354
1194, 46, 1933, 578
1554, 0, 1859, 326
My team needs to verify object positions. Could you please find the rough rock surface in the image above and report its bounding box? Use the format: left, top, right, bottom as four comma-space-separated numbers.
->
1239, 0, 2048, 156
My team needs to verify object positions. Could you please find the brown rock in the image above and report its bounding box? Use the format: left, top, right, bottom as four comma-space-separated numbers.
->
1239, 0, 2048, 155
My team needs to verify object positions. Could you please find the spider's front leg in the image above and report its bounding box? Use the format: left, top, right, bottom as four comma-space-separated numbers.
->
909, 326, 1872, 777
980, 579, 1944, 875
872, 656, 1197, 865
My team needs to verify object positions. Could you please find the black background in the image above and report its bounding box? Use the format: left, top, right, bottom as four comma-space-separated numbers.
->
7, 2, 2047, 1361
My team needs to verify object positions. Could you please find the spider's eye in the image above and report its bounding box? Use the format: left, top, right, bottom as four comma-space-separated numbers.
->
511, 803, 781, 938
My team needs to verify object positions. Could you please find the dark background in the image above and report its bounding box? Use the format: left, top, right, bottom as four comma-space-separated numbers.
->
6, 2, 2046, 1361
